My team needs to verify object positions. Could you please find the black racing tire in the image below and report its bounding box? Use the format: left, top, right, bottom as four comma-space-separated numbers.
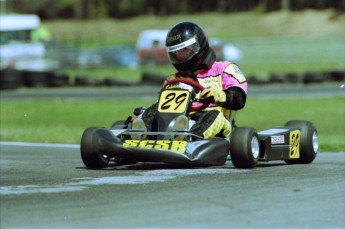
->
284, 120, 318, 164
75, 76, 102, 86
141, 72, 166, 85
23, 71, 49, 87
0, 69, 23, 90
230, 127, 260, 169
80, 127, 109, 169
103, 77, 133, 87
48, 73, 70, 87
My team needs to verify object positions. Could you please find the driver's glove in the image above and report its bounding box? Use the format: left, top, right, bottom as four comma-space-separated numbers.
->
200, 87, 226, 104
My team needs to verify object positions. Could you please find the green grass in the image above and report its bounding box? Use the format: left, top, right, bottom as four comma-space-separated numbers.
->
1, 97, 344, 152
233, 36, 345, 78
0, 98, 155, 144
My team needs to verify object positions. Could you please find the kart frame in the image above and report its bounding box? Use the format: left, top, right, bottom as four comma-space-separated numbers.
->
80, 79, 318, 169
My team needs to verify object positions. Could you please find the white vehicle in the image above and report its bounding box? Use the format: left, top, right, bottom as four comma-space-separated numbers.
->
135, 30, 171, 65
0, 14, 58, 71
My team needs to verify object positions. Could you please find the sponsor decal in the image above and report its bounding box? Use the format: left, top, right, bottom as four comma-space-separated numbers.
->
271, 135, 285, 144
166, 34, 181, 43
165, 84, 179, 89
123, 140, 187, 153
197, 75, 222, 86
289, 130, 300, 159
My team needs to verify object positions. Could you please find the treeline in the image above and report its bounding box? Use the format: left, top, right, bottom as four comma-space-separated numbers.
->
5, 0, 345, 19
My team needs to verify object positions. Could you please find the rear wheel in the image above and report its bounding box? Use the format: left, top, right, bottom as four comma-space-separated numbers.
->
80, 127, 109, 169
230, 127, 260, 169
284, 120, 318, 164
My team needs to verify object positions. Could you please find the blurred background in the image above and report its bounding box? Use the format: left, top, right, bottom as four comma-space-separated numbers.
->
0, 0, 344, 88
1, 0, 344, 149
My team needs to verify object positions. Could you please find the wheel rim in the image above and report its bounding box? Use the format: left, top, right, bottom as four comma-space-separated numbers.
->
251, 136, 260, 159
312, 131, 319, 153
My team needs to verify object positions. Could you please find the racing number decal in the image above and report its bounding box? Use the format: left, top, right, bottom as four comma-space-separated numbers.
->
123, 140, 187, 153
158, 90, 189, 113
289, 130, 300, 159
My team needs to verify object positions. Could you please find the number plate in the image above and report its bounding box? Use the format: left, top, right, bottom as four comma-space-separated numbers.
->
158, 90, 190, 113
289, 130, 300, 159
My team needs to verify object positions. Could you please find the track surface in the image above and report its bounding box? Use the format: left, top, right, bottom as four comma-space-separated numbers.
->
1, 83, 344, 228
1, 143, 344, 229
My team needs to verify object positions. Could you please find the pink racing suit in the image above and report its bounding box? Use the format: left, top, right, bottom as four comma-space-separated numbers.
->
192, 61, 248, 120
139, 61, 248, 139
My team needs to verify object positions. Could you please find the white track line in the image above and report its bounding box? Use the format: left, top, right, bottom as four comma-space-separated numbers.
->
0, 169, 245, 195
0, 141, 79, 148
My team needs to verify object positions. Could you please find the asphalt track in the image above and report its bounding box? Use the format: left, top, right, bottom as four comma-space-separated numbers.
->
0, 142, 344, 229
1, 83, 344, 229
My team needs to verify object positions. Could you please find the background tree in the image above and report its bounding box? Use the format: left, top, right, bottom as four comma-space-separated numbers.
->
4, 0, 344, 19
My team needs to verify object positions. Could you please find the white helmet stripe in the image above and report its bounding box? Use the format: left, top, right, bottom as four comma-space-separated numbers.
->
166, 37, 197, 52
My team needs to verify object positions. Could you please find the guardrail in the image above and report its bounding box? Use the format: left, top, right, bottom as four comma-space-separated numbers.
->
1, 69, 344, 90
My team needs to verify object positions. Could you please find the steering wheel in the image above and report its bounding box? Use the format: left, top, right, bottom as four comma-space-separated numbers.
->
164, 78, 210, 112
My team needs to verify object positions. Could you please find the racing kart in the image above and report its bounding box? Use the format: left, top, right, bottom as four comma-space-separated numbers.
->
80, 78, 318, 169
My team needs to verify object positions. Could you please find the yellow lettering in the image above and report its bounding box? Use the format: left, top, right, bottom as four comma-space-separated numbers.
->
123, 140, 139, 148
165, 84, 179, 89
139, 140, 155, 149
171, 141, 187, 153
154, 140, 170, 150
123, 140, 187, 154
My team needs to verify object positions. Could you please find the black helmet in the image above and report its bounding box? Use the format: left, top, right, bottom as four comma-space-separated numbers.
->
165, 21, 215, 75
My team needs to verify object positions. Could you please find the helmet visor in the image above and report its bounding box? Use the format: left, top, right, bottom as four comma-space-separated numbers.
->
166, 36, 200, 64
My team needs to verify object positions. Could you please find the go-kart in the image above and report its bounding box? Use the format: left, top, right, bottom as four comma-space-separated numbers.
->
80, 78, 318, 169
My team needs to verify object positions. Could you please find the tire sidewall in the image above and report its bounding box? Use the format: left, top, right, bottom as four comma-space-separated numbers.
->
80, 127, 109, 169
230, 127, 259, 168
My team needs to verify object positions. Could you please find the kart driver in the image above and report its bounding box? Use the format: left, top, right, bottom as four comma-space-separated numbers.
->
132, 21, 247, 140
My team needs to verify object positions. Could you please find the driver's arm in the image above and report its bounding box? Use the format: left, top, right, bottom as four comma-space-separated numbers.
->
199, 63, 247, 110
199, 85, 247, 110
222, 86, 247, 110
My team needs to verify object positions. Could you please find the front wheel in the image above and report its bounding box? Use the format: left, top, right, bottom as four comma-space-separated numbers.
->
284, 120, 318, 164
80, 127, 109, 169
230, 127, 260, 169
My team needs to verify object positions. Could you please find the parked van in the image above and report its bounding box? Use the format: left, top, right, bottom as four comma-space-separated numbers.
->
0, 14, 58, 71
136, 30, 170, 65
